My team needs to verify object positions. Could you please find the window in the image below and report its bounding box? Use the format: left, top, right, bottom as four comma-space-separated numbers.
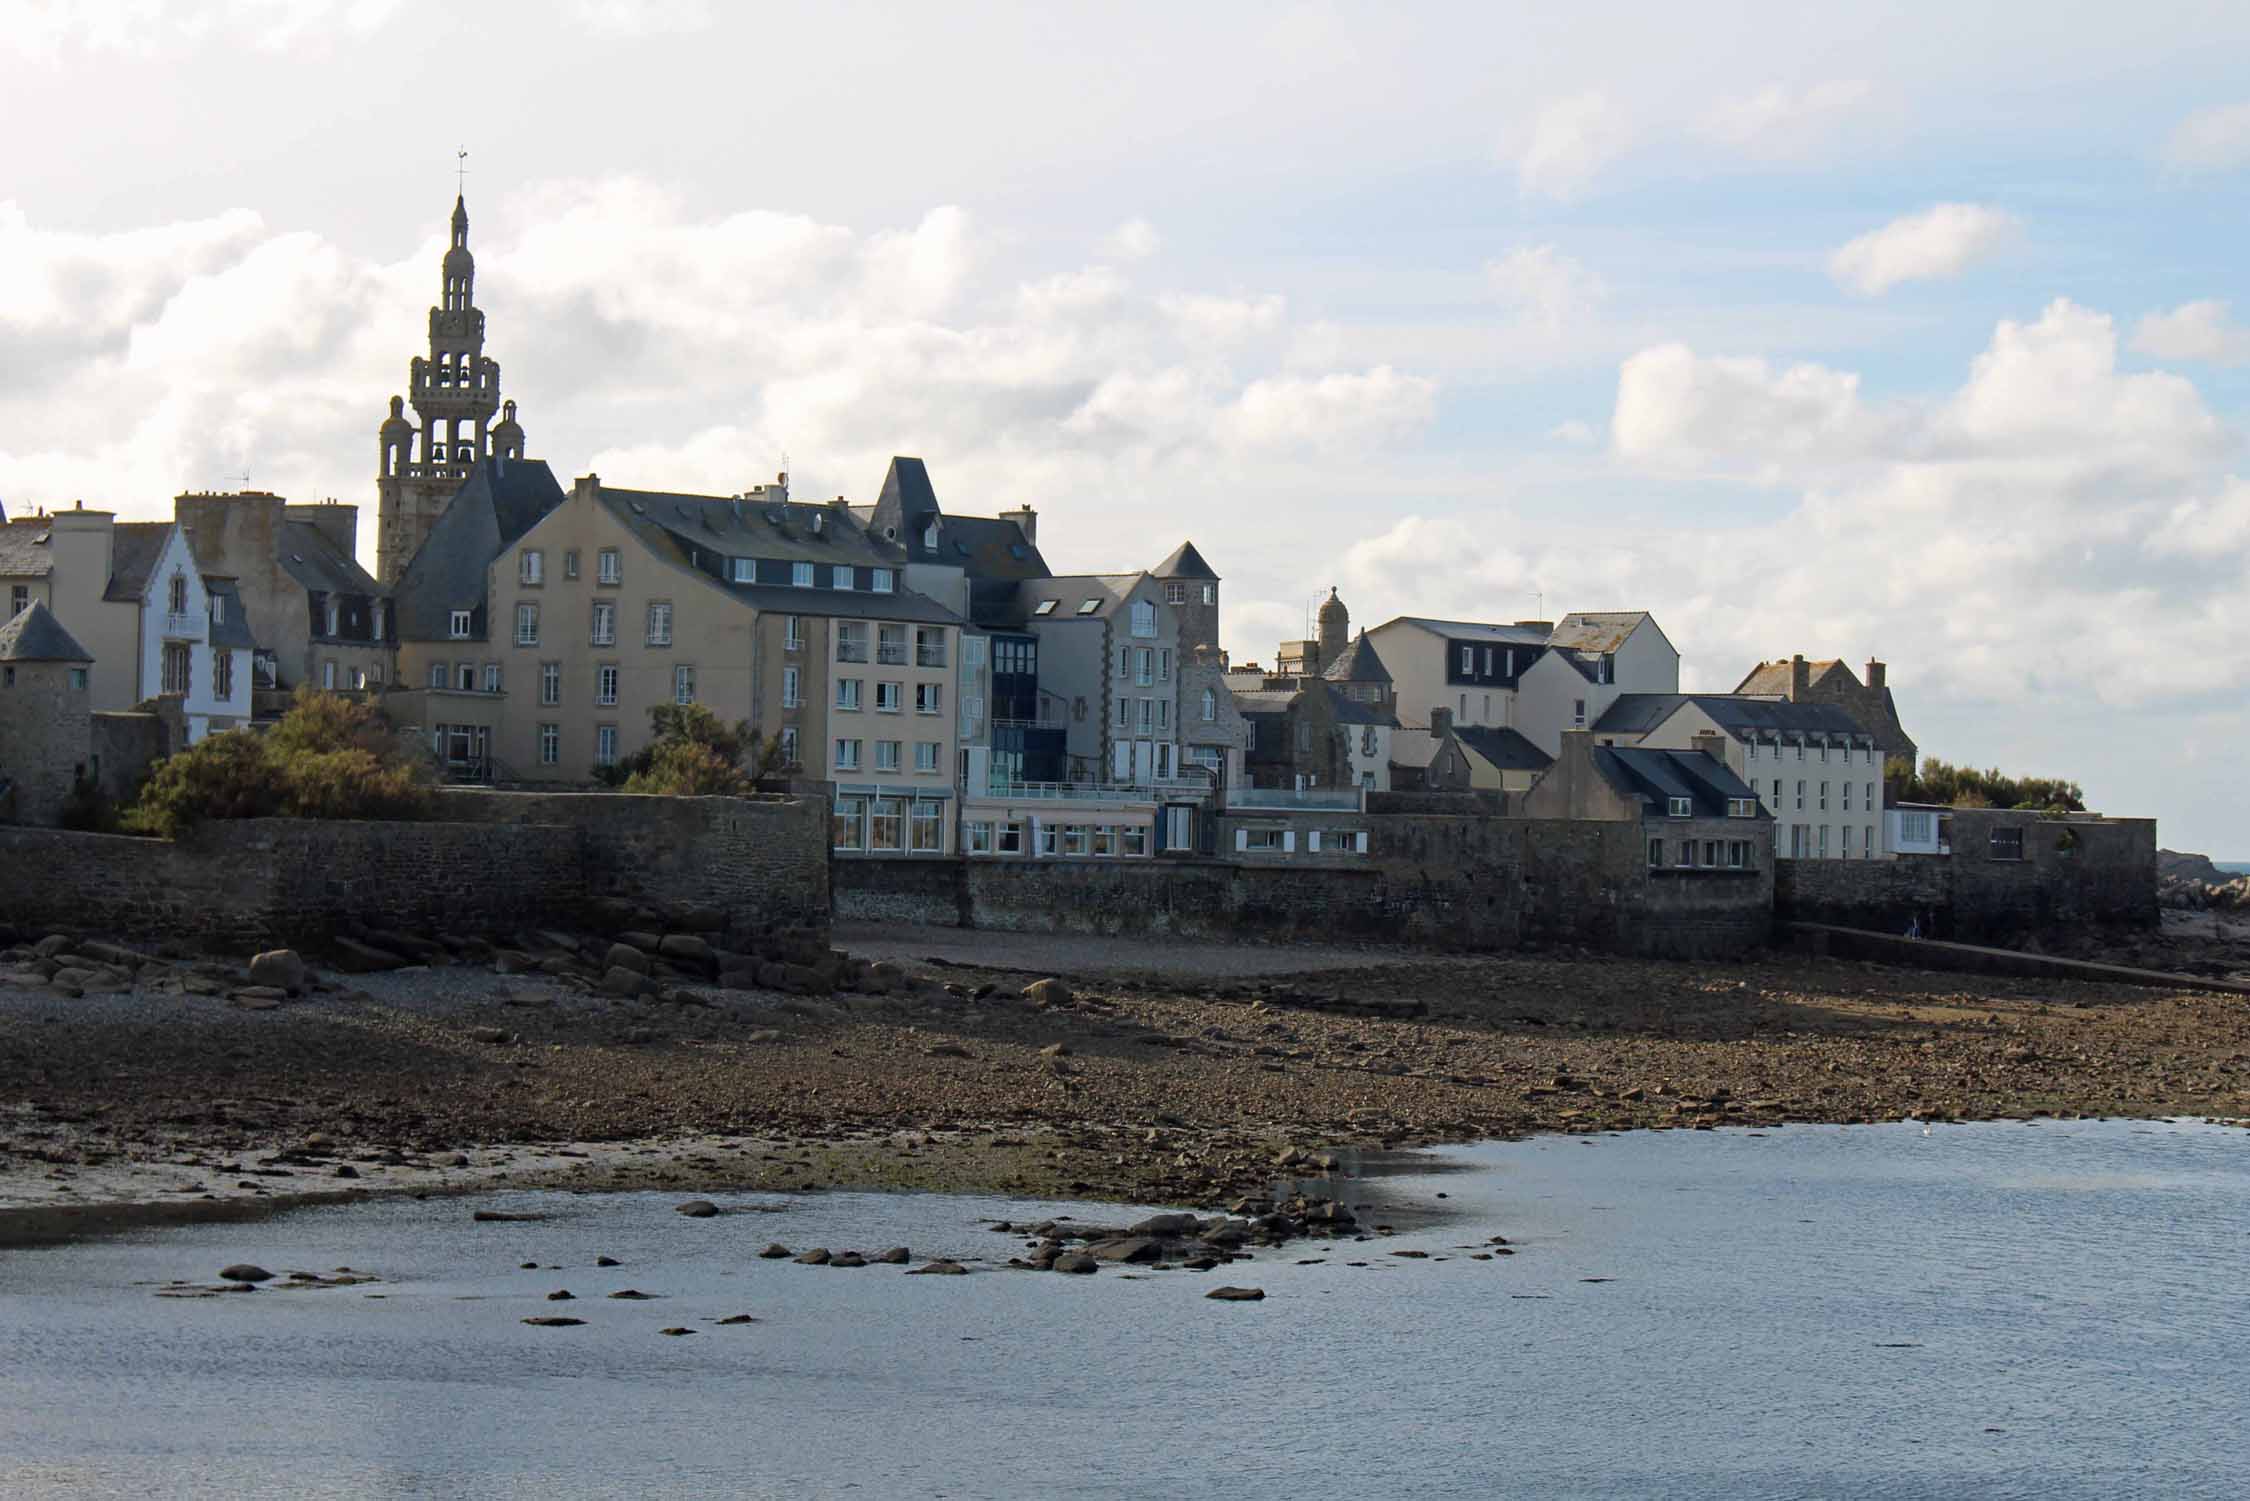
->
540, 662, 560, 705
564, 550, 580, 579
1243, 827, 1283, 852
837, 678, 862, 710
211, 593, 225, 624
595, 725, 618, 766
779, 727, 799, 766
877, 624, 907, 665
1842, 782, 1853, 812
914, 741, 940, 773
1076, 598, 1101, 616
1460, 645, 1474, 674
1158, 648, 1172, 681
1667, 795, 1693, 817
597, 549, 621, 585
1201, 584, 1216, 606
999, 822, 1026, 854
1122, 825, 1148, 857
646, 602, 672, 646
1771, 778, 1783, 808
482, 663, 501, 693
213, 651, 233, 701
1676, 840, 1695, 868
782, 666, 800, 708
791, 562, 814, 588
597, 664, 619, 705
1062, 824, 1090, 856
1727, 797, 1757, 818
539, 723, 560, 765
1157, 699, 1170, 731
732, 558, 755, 583
429, 662, 446, 689
872, 568, 894, 594
321, 659, 337, 691
591, 601, 616, 646
1819, 781, 1829, 811
1037, 824, 1059, 856
1130, 600, 1156, 637
1165, 582, 1187, 604
9, 584, 26, 616
910, 802, 943, 852
915, 627, 946, 668
835, 738, 862, 771
832, 797, 864, 851
1746, 740, 1758, 761
875, 739, 901, 771
1990, 826, 2025, 861
1795, 779, 1805, 811
1818, 825, 1830, 857
966, 821, 995, 854
829, 565, 852, 591
1728, 840, 1748, 869
674, 665, 696, 704
786, 616, 804, 652
915, 682, 942, 715
1572, 699, 1586, 728
449, 609, 472, 639
1842, 825, 1854, 857
1133, 647, 1153, 686
1820, 742, 1829, 763
1649, 837, 1665, 867
350, 667, 367, 691
168, 573, 187, 615
1796, 741, 1805, 761
1201, 688, 1217, 721
1866, 782, 1876, 811
513, 603, 538, 646
519, 550, 543, 585
1116, 697, 1129, 729
876, 681, 901, 713
1033, 600, 1058, 616
1139, 698, 1154, 733
1091, 825, 1117, 857
869, 799, 903, 852
836, 622, 866, 661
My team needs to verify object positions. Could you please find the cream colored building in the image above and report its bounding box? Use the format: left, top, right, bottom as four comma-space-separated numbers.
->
1364, 610, 1679, 756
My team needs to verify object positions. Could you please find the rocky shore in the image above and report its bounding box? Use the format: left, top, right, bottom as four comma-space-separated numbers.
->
5, 917, 2247, 1246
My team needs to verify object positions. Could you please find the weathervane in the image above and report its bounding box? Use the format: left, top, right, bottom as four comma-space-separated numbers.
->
456, 147, 469, 194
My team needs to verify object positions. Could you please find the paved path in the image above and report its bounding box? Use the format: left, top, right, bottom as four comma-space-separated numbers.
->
832, 922, 1410, 980
1786, 922, 2250, 995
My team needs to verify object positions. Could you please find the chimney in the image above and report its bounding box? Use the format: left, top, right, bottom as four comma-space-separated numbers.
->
1431, 706, 1454, 735
999, 504, 1038, 545
1515, 619, 1554, 635
1789, 653, 1809, 698
286, 500, 358, 560
1690, 729, 1727, 762
1865, 657, 1886, 691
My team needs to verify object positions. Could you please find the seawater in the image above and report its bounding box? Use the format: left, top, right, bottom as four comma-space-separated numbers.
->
2, 1119, 2245, 1500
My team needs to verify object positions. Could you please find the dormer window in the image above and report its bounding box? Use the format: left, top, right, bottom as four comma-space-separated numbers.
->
325, 598, 341, 636
791, 562, 814, 588
872, 568, 894, 594
923, 521, 939, 550
732, 558, 755, 583
832, 565, 852, 590
1667, 796, 1693, 818
449, 609, 472, 639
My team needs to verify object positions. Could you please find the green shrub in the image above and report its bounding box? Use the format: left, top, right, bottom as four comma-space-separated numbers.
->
1886, 755, 2086, 813
606, 703, 785, 796
122, 688, 433, 837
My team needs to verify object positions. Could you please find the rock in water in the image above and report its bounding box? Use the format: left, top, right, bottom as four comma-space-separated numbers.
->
1051, 1253, 1099, 1274
218, 1264, 272, 1284
1206, 1286, 1266, 1301
873, 1246, 910, 1264
828, 1252, 868, 1268
906, 1261, 969, 1276
757, 1243, 791, 1259
792, 1248, 831, 1265
675, 1199, 720, 1218
522, 1316, 585, 1327
608, 1289, 658, 1300
595, 1256, 621, 1267
659, 1327, 696, 1336
546, 1290, 574, 1301
715, 1314, 758, 1325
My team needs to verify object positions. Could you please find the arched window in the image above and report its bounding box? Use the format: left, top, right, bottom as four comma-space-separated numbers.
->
1201, 688, 1216, 721
168, 573, 187, 615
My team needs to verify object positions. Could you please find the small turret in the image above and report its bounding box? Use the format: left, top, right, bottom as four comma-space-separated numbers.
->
1316, 586, 1349, 658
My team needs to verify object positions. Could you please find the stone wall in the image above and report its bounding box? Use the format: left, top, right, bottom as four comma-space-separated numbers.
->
1775, 810, 2156, 940
89, 711, 172, 806
0, 660, 87, 827
436, 789, 831, 938
836, 812, 1776, 958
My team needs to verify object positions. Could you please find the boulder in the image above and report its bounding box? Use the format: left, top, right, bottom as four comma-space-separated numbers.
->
658, 933, 716, 966
829, 1252, 868, 1268
218, 1264, 273, 1283
1050, 1252, 1099, 1274
249, 949, 310, 999
330, 937, 407, 973
906, 1260, 969, 1276
617, 930, 664, 953
1128, 1212, 1202, 1237
1087, 1237, 1166, 1264
469, 1026, 511, 1044
606, 943, 652, 975
32, 934, 71, 959
230, 989, 288, 1011
600, 966, 650, 999
675, 1199, 720, 1218
521, 1316, 585, 1327
873, 1246, 911, 1264
792, 1248, 831, 1265
757, 1243, 792, 1259
1206, 1286, 1266, 1301
1023, 978, 1070, 1007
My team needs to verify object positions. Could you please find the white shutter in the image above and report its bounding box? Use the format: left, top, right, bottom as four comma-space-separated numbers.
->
1281, 831, 1296, 853
1235, 828, 1248, 853
1307, 831, 1322, 852
1354, 831, 1369, 854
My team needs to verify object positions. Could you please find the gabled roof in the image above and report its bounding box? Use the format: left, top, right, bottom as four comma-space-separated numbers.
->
102, 522, 173, 602
995, 572, 1149, 628
874, 456, 940, 525
0, 600, 93, 663
1453, 725, 1551, 772
1735, 657, 1856, 695
1231, 688, 1297, 716
202, 577, 257, 651
1593, 746, 1762, 817
1593, 693, 1871, 739
392, 458, 567, 641
1377, 615, 1551, 646
0, 518, 51, 577
1152, 540, 1218, 580
1547, 611, 1651, 653
1330, 692, 1400, 728
1321, 631, 1391, 685
863, 456, 1050, 583
277, 519, 383, 602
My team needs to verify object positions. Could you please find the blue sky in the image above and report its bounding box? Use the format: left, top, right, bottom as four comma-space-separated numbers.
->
6, 0, 2250, 849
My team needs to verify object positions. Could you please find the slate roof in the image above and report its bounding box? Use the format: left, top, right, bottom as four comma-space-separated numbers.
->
276, 519, 383, 603
1380, 615, 1551, 646
1152, 540, 1218, 580
0, 518, 52, 577
865, 456, 1050, 579
102, 522, 172, 602
592, 488, 970, 629
1735, 658, 1846, 695
1231, 688, 1297, 717
0, 600, 93, 662
1454, 725, 1552, 772
1321, 631, 1391, 685
1594, 746, 1763, 819
198, 577, 257, 651
1592, 693, 1871, 740
392, 458, 567, 641
1330, 693, 1400, 729
989, 573, 1147, 629
1547, 611, 1652, 653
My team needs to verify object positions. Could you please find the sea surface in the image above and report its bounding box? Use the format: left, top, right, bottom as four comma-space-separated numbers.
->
2, 1119, 2245, 1500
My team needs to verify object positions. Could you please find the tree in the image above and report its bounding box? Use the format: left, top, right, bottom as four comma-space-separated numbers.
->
1887, 755, 2086, 813
599, 703, 787, 796
123, 688, 434, 837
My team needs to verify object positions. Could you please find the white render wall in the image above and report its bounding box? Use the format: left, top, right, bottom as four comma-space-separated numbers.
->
1629, 699, 1888, 861
131, 526, 243, 742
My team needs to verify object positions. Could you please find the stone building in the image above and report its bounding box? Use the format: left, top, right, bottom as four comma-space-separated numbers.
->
1362, 610, 1679, 757
173, 491, 392, 695
1733, 654, 1917, 769
1524, 728, 1770, 873
0, 602, 94, 826
375, 194, 530, 584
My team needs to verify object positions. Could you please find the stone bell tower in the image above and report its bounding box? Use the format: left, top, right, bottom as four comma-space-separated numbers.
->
374, 194, 525, 583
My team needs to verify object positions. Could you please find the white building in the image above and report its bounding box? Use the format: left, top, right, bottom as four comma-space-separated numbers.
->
1364, 611, 1679, 756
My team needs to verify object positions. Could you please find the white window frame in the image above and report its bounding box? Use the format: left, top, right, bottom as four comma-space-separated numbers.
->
732, 558, 756, 584
832, 565, 853, 590
591, 601, 616, 646
646, 601, 673, 647
782, 666, 801, 708
449, 609, 472, 639
792, 561, 815, 588
519, 549, 543, 585
596, 664, 619, 706
597, 549, 621, 585
875, 739, 901, 772
837, 678, 862, 711
674, 664, 696, 704
595, 724, 618, 766
514, 603, 538, 646
914, 740, 940, 773
834, 737, 862, 771
915, 681, 942, 715
538, 723, 559, 766
875, 680, 901, 713
872, 568, 894, 594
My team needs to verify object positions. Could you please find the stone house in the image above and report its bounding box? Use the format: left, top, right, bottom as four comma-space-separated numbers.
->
1524, 729, 1770, 874
1424, 722, 1553, 794
0, 602, 95, 826
1591, 693, 1885, 860
173, 491, 392, 696
0, 504, 250, 741
1734, 654, 1917, 769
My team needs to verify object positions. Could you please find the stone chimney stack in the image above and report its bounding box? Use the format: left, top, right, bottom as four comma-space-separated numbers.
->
999, 504, 1038, 545
285, 499, 358, 560
1690, 729, 1728, 762
1430, 705, 1454, 735
1865, 657, 1886, 691
1789, 653, 1809, 698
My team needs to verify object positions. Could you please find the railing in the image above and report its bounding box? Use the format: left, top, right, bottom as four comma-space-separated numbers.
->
1226, 786, 1366, 811
876, 645, 908, 665
162, 612, 202, 639
837, 645, 869, 663
992, 716, 1067, 731
916, 646, 948, 668
980, 776, 1219, 804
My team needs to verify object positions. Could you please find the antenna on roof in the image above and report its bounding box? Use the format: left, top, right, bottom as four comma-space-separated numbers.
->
456, 147, 469, 195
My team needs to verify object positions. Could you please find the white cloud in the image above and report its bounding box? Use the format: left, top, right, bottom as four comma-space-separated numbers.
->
2132, 300, 2250, 366
565, 0, 712, 38
2159, 100, 2250, 173
0, 0, 402, 60
1102, 218, 1161, 261
1611, 344, 1879, 472
1828, 203, 2019, 296
1702, 79, 1872, 159
1485, 245, 1605, 337
1548, 419, 1595, 445
1510, 91, 1633, 201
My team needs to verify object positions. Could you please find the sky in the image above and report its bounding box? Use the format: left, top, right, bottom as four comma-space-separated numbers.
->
5, 0, 2250, 849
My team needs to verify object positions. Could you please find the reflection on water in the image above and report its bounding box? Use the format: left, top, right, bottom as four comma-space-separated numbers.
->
2, 1119, 2244, 1500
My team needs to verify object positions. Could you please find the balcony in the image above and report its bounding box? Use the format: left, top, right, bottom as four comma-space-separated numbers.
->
837, 643, 869, 663
876, 645, 909, 666
161, 612, 203, 640
1226, 786, 1366, 812
916, 645, 948, 668
992, 716, 1067, 732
